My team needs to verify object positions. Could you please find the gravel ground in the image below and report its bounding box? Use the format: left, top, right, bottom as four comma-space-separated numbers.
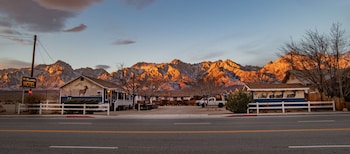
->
0, 104, 232, 116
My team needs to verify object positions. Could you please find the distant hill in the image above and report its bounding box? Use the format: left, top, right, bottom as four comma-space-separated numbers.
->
1, 53, 349, 91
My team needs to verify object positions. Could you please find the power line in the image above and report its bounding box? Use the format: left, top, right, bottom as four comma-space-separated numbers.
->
37, 37, 55, 63
0, 34, 32, 38
37, 45, 47, 65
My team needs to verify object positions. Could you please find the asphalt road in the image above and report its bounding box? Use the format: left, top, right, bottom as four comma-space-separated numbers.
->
0, 114, 350, 154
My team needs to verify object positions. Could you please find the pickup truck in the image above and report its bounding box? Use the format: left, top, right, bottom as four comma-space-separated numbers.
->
197, 97, 227, 108
195, 98, 206, 106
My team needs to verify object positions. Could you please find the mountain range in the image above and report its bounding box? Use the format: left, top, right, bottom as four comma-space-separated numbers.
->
1, 53, 349, 91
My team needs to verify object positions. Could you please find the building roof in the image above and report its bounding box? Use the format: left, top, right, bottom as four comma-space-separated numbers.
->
246, 83, 309, 91
60, 75, 124, 92
281, 70, 312, 85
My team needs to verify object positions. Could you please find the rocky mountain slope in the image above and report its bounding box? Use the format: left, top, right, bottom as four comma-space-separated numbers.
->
1, 53, 349, 91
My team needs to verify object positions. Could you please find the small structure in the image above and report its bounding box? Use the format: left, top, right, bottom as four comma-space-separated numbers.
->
59, 75, 128, 111
245, 83, 310, 103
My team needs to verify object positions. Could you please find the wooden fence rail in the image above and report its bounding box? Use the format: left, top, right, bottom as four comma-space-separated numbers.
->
247, 101, 335, 114
17, 103, 109, 116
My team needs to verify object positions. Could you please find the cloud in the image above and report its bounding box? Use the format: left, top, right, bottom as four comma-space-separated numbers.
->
0, 28, 32, 44
95, 65, 110, 70
121, 0, 156, 9
112, 39, 136, 45
1, 28, 22, 35
34, 0, 103, 12
64, 24, 87, 32
0, 0, 75, 32
0, 0, 100, 33
0, 58, 31, 69
0, 20, 11, 27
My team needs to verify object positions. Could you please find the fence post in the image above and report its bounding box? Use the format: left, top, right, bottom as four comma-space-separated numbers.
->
256, 102, 259, 114
282, 101, 285, 113
39, 103, 42, 115
17, 103, 21, 115
83, 104, 86, 115
107, 104, 110, 116
247, 104, 250, 114
308, 101, 311, 112
61, 103, 64, 115
332, 101, 336, 111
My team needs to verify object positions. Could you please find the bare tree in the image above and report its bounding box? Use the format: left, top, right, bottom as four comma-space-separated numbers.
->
137, 71, 167, 104
115, 64, 140, 109
123, 71, 140, 108
193, 75, 225, 99
281, 23, 349, 101
328, 23, 349, 99
251, 68, 276, 84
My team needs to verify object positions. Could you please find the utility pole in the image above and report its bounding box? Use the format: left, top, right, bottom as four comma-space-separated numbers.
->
31, 35, 37, 77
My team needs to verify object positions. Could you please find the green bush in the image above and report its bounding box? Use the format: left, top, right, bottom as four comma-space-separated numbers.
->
226, 90, 252, 113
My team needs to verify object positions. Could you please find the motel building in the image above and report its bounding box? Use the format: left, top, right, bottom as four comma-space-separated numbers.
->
59, 75, 132, 111
245, 83, 310, 103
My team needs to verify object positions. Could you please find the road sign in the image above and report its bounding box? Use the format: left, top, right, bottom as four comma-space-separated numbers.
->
22, 77, 37, 88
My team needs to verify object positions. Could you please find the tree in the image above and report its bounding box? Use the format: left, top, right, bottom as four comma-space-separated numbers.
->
328, 23, 349, 99
138, 71, 167, 104
123, 71, 139, 109
251, 67, 277, 84
115, 64, 140, 109
192, 76, 225, 98
280, 23, 350, 101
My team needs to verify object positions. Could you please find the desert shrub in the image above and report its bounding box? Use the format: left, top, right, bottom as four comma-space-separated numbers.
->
65, 99, 99, 104
25, 94, 44, 104
226, 90, 252, 113
23, 94, 44, 114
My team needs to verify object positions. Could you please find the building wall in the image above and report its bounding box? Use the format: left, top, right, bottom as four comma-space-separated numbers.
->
60, 77, 103, 97
252, 90, 306, 102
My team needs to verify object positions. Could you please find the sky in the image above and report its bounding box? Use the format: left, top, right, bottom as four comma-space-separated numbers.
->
0, 0, 350, 73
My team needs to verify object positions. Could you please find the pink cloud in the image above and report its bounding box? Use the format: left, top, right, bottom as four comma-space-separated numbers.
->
34, 0, 103, 12
0, 58, 31, 69
0, 0, 75, 32
64, 24, 87, 32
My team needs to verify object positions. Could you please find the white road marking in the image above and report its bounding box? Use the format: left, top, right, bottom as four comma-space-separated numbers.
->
173, 122, 211, 125
288, 145, 350, 149
49, 146, 118, 149
58, 122, 92, 125
297, 120, 335, 123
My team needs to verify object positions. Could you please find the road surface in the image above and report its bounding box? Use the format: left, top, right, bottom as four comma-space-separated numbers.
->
0, 114, 349, 154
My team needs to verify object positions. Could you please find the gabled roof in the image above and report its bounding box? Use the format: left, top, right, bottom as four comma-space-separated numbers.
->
60, 75, 124, 92
281, 70, 312, 85
245, 83, 309, 91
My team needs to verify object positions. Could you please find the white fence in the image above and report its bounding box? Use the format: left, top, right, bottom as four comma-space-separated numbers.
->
113, 100, 133, 111
247, 101, 335, 114
17, 103, 109, 116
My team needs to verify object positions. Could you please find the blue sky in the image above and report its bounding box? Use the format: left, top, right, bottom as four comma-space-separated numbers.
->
1, 0, 350, 72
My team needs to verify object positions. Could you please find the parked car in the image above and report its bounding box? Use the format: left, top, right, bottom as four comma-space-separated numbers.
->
202, 97, 227, 108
